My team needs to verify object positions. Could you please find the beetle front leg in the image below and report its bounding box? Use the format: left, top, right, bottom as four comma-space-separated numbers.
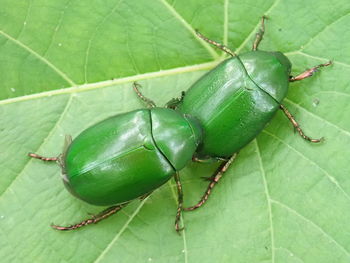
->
192, 156, 228, 163
51, 204, 127, 231
290, 61, 332, 82
133, 82, 157, 108
280, 104, 323, 143
165, 91, 186, 109
174, 172, 184, 233
28, 153, 59, 162
184, 153, 238, 211
195, 30, 236, 57
252, 16, 267, 51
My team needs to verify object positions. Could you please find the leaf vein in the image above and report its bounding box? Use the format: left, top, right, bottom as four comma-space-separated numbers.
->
0, 30, 76, 86
0, 95, 72, 200
93, 197, 150, 263
255, 140, 275, 263
157, 0, 219, 60
284, 98, 350, 137
262, 129, 350, 202
0, 61, 218, 105
271, 198, 350, 256
84, 0, 123, 83
16, 0, 31, 39
42, 0, 73, 57
301, 12, 350, 51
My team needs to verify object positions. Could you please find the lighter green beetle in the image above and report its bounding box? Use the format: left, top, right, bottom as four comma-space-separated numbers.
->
29, 89, 202, 231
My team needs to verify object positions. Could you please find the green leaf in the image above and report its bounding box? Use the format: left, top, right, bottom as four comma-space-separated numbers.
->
1, 0, 349, 262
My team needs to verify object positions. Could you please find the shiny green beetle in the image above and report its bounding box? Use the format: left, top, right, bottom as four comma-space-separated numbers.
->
173, 17, 331, 211
29, 17, 331, 231
30, 98, 202, 231
63, 107, 202, 206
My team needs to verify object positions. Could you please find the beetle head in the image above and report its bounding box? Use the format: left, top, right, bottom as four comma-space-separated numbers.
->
271, 51, 292, 76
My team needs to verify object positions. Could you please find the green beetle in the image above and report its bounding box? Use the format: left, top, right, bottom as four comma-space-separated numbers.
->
171, 17, 331, 211
29, 17, 331, 231
29, 93, 202, 231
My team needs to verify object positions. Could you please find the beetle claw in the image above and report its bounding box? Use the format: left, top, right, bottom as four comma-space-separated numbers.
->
175, 226, 185, 234
201, 176, 215, 182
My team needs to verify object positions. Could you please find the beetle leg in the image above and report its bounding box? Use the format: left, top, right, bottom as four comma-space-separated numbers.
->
184, 153, 238, 211
28, 153, 59, 162
133, 82, 157, 108
174, 172, 184, 233
192, 156, 228, 163
280, 104, 323, 143
165, 91, 186, 109
51, 204, 127, 231
195, 30, 236, 57
139, 192, 151, 201
289, 61, 332, 82
252, 16, 267, 51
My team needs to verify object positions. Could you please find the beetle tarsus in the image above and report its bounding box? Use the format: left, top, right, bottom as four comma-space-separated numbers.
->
195, 29, 236, 57
280, 104, 323, 143
289, 61, 332, 82
166, 91, 186, 109
28, 153, 58, 162
252, 16, 267, 51
201, 175, 215, 182
184, 153, 238, 211
51, 205, 125, 231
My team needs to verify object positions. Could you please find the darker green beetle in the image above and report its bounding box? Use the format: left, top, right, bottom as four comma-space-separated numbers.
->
177, 50, 292, 158
172, 17, 331, 211
29, 100, 202, 231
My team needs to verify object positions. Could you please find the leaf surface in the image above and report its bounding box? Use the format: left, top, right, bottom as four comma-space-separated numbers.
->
1, 0, 350, 262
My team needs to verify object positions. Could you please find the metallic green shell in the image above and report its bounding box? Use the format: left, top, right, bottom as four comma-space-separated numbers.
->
63, 108, 202, 206
177, 51, 291, 158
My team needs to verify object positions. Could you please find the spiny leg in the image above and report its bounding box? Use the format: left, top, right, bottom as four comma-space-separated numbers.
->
166, 91, 186, 109
184, 153, 238, 211
28, 153, 59, 162
174, 172, 184, 233
51, 204, 127, 231
192, 156, 229, 163
133, 82, 156, 108
280, 104, 323, 143
290, 61, 332, 82
195, 30, 236, 57
252, 16, 267, 51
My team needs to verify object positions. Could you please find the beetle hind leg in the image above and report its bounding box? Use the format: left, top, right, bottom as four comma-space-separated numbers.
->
252, 16, 267, 51
280, 104, 323, 143
183, 153, 238, 211
51, 204, 127, 231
